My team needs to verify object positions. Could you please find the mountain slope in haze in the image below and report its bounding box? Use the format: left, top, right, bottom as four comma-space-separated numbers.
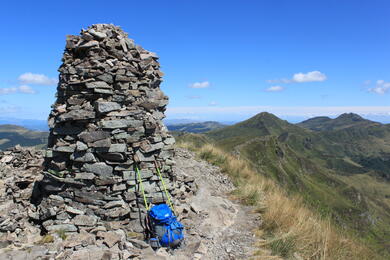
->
181, 112, 390, 256
0, 124, 48, 150
0, 118, 49, 131
167, 121, 226, 133
298, 113, 382, 131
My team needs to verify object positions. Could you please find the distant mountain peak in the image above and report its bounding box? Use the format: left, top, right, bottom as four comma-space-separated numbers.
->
336, 113, 364, 121
298, 113, 379, 131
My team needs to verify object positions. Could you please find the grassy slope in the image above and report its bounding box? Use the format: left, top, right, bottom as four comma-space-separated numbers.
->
177, 140, 381, 259
0, 124, 48, 150
178, 112, 390, 257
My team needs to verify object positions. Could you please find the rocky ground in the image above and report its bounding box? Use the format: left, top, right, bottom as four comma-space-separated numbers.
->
0, 146, 260, 259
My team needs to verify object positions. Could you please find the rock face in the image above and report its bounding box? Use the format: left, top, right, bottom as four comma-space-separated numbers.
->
36, 24, 177, 234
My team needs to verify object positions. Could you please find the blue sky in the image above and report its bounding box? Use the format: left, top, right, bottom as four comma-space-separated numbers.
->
0, 0, 389, 122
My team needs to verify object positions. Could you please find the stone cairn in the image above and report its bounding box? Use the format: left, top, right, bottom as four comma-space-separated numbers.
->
35, 24, 185, 235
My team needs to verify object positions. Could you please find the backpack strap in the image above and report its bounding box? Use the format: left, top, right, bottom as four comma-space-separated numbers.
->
154, 160, 175, 213
135, 164, 150, 211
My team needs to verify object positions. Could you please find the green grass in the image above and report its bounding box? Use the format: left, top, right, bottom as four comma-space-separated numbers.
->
176, 111, 390, 257
179, 141, 381, 259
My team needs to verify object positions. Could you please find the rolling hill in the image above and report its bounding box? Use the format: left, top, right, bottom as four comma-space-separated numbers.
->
0, 124, 48, 150
167, 121, 226, 133
177, 112, 390, 256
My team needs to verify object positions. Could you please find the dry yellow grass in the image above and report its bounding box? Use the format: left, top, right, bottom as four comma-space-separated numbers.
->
179, 142, 379, 260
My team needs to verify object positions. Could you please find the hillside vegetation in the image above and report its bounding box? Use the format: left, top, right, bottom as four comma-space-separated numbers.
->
177, 141, 379, 259
177, 112, 390, 258
0, 124, 48, 150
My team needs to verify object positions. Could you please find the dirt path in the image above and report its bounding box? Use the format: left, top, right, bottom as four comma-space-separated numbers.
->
165, 148, 259, 259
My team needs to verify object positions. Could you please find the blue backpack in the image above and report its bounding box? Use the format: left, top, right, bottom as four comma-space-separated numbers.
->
147, 204, 184, 248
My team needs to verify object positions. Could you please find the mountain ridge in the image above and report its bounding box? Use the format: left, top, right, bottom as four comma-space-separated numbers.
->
178, 111, 390, 256
298, 112, 382, 131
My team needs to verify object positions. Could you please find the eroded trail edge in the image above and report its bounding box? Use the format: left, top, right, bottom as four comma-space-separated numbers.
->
168, 148, 259, 260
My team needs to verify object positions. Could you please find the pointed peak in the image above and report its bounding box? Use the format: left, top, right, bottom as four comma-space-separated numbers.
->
336, 113, 364, 121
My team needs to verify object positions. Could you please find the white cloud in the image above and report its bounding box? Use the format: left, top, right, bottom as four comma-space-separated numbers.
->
189, 81, 210, 89
0, 85, 36, 95
265, 86, 284, 92
292, 71, 327, 83
18, 72, 57, 86
369, 80, 390, 95
209, 101, 218, 106
268, 71, 327, 84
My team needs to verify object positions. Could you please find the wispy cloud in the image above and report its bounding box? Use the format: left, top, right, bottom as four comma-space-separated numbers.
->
0, 85, 36, 95
268, 71, 327, 84
363, 80, 371, 86
187, 95, 202, 99
0, 105, 21, 114
18, 85, 36, 94
189, 81, 210, 88
265, 86, 284, 92
18, 72, 57, 86
209, 101, 218, 106
369, 80, 390, 95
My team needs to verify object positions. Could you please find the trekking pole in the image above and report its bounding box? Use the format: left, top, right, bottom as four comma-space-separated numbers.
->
154, 160, 175, 213
135, 164, 150, 211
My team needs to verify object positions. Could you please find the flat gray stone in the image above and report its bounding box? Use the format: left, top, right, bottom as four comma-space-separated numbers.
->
89, 138, 111, 148
65, 206, 85, 215
140, 142, 164, 153
73, 215, 98, 226
58, 110, 95, 122
86, 81, 111, 89
76, 141, 88, 151
97, 73, 113, 84
135, 150, 154, 162
128, 238, 150, 249
163, 137, 175, 145
96, 101, 121, 113
89, 29, 107, 40
78, 131, 110, 143
103, 200, 125, 209
71, 152, 96, 162
98, 152, 125, 162
112, 183, 126, 191
100, 119, 143, 129
78, 40, 99, 49
122, 169, 152, 180
84, 163, 113, 177
99, 231, 122, 248
108, 143, 127, 153
74, 172, 96, 180
46, 224, 77, 232
94, 88, 114, 94
52, 145, 75, 153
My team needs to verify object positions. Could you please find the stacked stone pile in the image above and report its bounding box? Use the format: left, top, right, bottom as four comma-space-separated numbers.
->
35, 24, 196, 235
0, 146, 43, 245
0, 146, 199, 259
